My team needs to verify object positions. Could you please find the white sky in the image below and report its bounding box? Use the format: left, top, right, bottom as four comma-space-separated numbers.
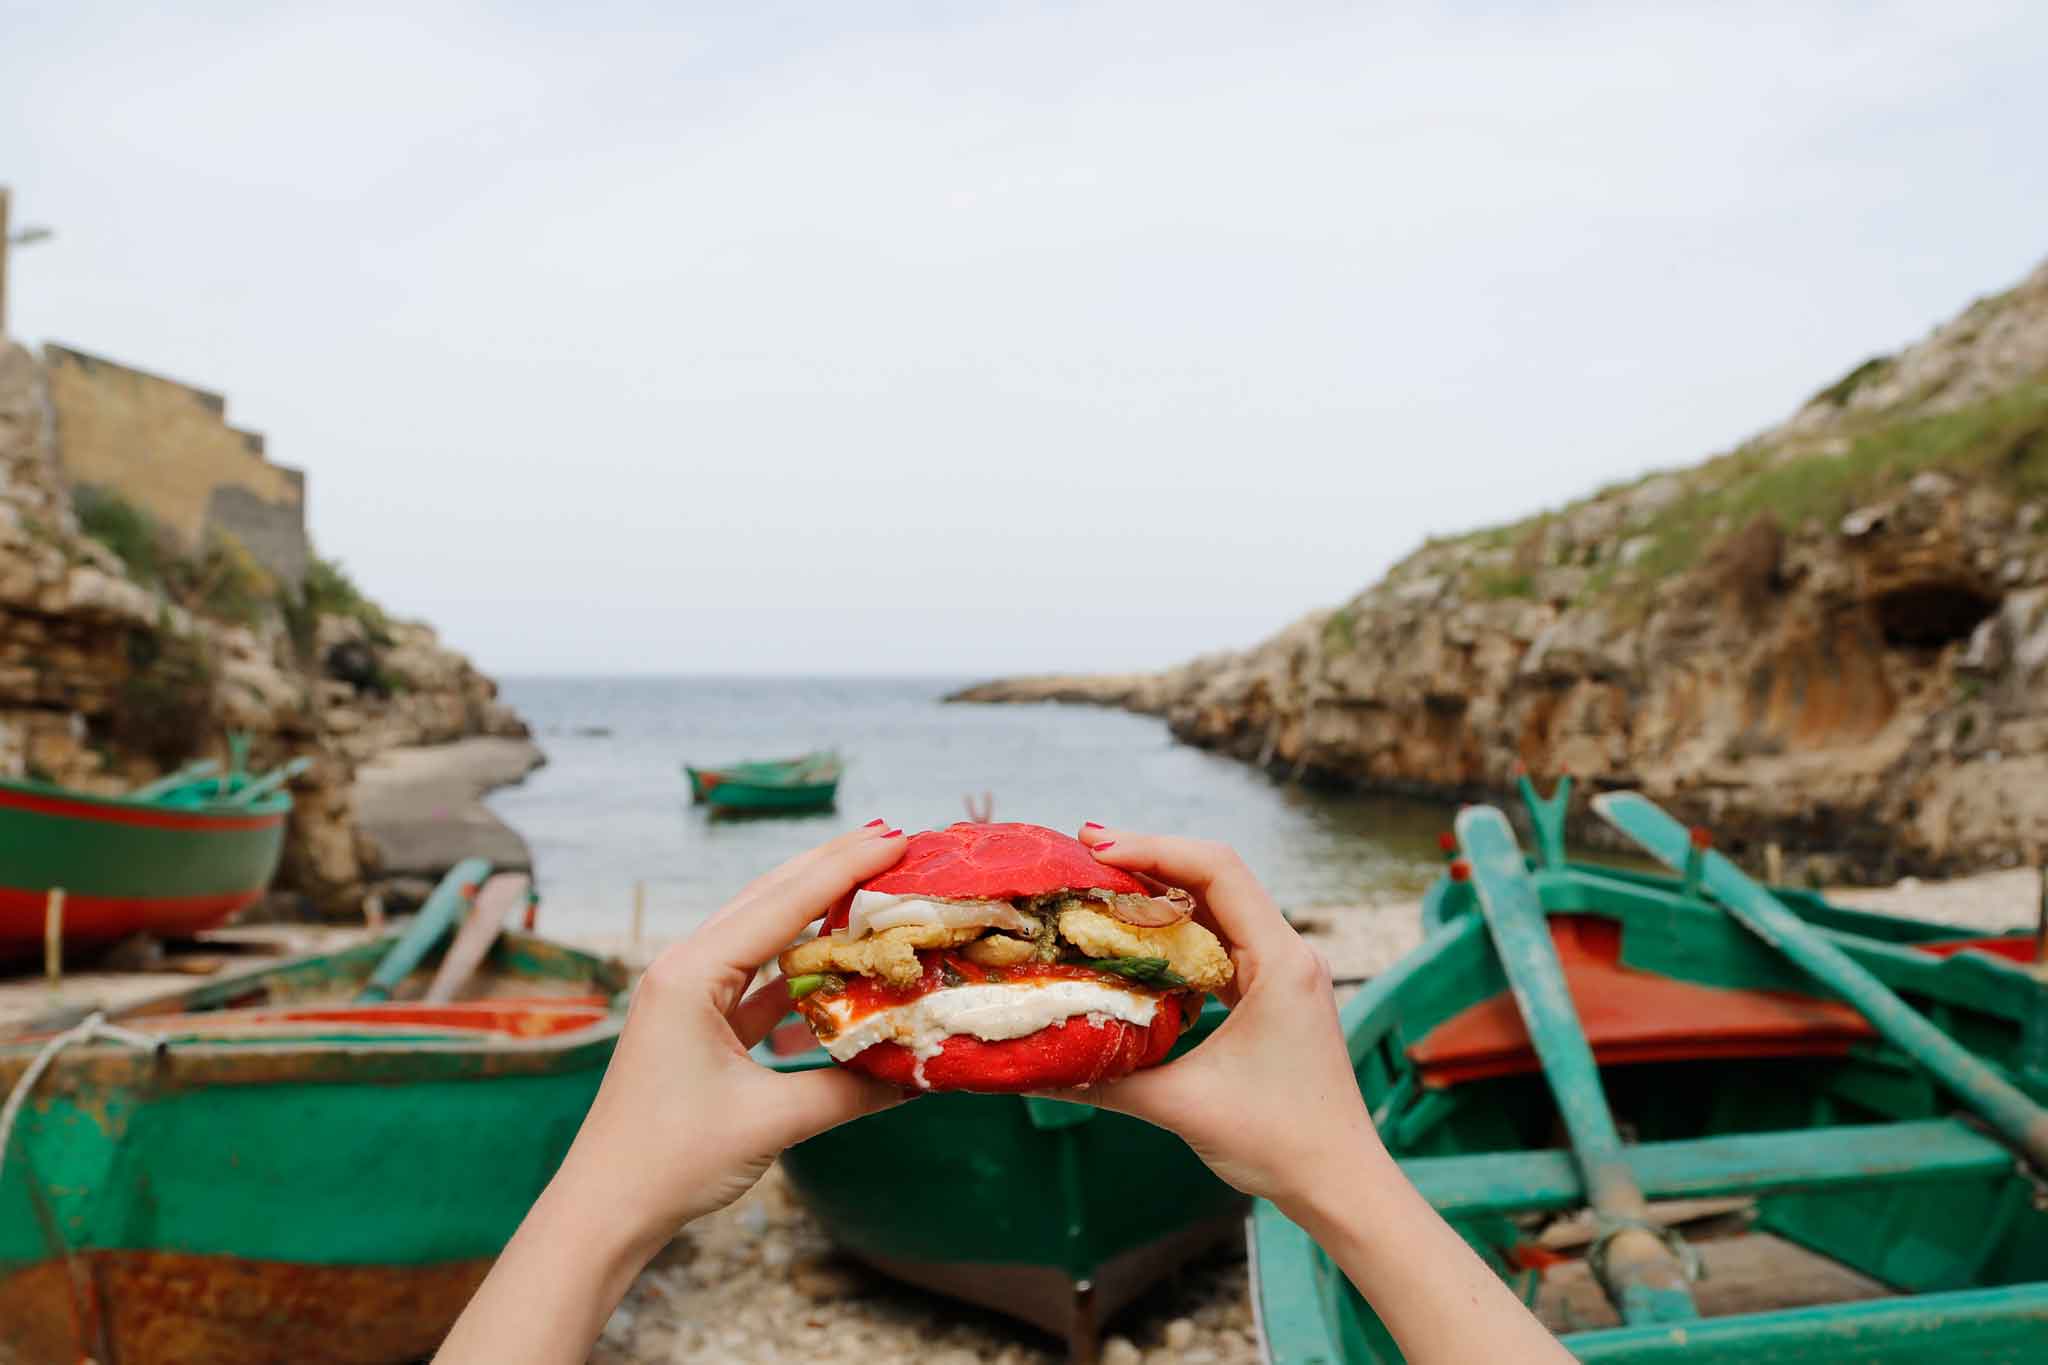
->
6, 2, 2046, 676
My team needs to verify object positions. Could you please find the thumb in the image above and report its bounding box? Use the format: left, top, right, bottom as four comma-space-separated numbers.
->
766, 1067, 909, 1148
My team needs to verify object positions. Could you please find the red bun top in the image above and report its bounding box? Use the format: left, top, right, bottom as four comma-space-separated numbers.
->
863, 822, 1145, 900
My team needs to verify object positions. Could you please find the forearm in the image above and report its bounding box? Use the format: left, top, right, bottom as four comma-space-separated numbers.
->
434, 1167, 660, 1364
1286, 1146, 1572, 1364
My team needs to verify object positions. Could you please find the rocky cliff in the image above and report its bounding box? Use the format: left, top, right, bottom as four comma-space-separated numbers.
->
0, 339, 526, 913
956, 258, 2048, 880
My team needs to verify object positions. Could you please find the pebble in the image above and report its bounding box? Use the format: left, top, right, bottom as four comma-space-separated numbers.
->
1102, 1337, 1143, 1365
1164, 1317, 1197, 1350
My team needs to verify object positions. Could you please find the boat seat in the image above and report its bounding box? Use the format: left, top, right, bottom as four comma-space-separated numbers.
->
1409, 915, 1875, 1087
1405, 1117, 2012, 1219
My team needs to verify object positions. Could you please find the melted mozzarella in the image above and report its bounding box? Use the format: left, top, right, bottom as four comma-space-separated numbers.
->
839, 890, 1037, 941
813, 980, 1157, 1063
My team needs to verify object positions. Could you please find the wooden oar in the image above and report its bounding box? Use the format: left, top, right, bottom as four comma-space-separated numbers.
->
1457, 805, 1699, 1326
127, 760, 221, 802
424, 873, 531, 1004
355, 858, 491, 1004
219, 756, 313, 807
1593, 791, 2048, 1170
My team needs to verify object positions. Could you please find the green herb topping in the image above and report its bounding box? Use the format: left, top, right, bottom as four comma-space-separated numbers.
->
1079, 957, 1188, 988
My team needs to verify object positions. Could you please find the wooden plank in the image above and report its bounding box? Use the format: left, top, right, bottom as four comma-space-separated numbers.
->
1458, 805, 1699, 1325
355, 858, 490, 1004
1406, 1118, 2012, 1219
424, 874, 529, 1004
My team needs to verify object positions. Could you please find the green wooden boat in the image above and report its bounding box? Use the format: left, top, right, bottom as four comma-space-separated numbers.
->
758, 1002, 1245, 1358
1253, 780, 2048, 1362
685, 750, 839, 803
0, 909, 627, 1364
0, 770, 293, 954
699, 752, 844, 816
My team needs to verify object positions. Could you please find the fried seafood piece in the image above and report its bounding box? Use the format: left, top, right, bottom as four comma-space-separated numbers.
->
1054, 906, 1234, 991
778, 924, 984, 989
960, 933, 1038, 968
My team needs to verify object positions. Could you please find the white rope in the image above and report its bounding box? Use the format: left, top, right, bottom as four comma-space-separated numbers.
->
0, 1011, 162, 1188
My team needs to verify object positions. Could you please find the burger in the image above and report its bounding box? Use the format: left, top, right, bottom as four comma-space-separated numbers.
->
777, 822, 1233, 1092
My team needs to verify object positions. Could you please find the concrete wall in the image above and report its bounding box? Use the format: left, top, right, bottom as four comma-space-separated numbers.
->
40, 343, 309, 586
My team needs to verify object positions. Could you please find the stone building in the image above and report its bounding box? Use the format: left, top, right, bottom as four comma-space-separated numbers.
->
40, 342, 309, 588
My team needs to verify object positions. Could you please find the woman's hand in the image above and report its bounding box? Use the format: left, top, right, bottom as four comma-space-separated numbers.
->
1054, 826, 1385, 1208
435, 821, 909, 1364
1062, 826, 1574, 1364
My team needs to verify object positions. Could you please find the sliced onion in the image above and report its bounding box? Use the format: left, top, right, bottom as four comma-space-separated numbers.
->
839, 891, 1037, 941
1094, 888, 1195, 928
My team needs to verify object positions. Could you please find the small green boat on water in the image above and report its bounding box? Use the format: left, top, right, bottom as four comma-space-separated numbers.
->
0, 753, 302, 954
1254, 779, 2048, 1363
0, 865, 627, 1365
758, 1002, 1245, 1358
689, 750, 843, 816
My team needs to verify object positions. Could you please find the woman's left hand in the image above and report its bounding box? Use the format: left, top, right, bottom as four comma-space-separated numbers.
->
435, 821, 909, 1363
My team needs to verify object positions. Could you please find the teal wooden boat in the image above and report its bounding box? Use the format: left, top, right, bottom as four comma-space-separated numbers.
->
758, 1002, 1245, 1357
698, 752, 843, 816
1253, 779, 2048, 1362
685, 750, 841, 807
0, 864, 627, 1365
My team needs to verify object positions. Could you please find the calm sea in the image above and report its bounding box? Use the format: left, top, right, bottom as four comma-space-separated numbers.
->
487, 676, 1456, 941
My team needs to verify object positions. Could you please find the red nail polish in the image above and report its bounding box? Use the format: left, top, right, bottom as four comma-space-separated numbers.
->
1093, 840, 1116, 852
883, 828, 904, 839
1082, 821, 1104, 831
864, 818, 886, 829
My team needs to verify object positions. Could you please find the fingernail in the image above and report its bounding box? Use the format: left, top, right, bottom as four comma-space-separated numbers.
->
864, 818, 886, 829
1082, 821, 1104, 831
883, 828, 904, 839
1092, 840, 1116, 852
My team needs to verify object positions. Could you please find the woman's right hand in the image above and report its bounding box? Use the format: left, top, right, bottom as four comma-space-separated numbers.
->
1054, 825, 1392, 1211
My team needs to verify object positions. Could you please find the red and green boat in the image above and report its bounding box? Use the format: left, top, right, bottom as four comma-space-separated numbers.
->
0, 872, 627, 1364
1253, 779, 2048, 1362
0, 764, 294, 952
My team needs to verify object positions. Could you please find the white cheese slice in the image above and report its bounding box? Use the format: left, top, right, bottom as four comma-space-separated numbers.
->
813, 979, 1158, 1064
839, 890, 1037, 941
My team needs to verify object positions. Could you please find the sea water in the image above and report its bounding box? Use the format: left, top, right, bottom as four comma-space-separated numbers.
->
489, 675, 1454, 940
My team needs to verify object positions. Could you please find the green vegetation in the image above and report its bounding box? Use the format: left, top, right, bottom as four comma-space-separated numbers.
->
1624, 381, 2048, 587
112, 621, 216, 768
1473, 567, 1536, 600
1321, 606, 1357, 655
1810, 354, 1895, 408
303, 556, 393, 639
73, 487, 163, 585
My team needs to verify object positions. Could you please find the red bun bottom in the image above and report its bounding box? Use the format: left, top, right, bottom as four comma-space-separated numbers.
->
844, 993, 1186, 1093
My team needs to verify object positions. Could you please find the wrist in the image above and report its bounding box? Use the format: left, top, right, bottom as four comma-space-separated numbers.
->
537, 1152, 671, 1292
1274, 1126, 1402, 1237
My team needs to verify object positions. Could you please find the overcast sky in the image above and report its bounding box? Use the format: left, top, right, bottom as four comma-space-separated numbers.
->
6, 2, 2046, 676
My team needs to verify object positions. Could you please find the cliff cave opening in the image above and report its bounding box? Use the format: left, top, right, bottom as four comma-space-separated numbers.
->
1873, 581, 1999, 649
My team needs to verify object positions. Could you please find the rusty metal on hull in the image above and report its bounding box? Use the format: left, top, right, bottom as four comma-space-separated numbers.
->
0, 1250, 492, 1364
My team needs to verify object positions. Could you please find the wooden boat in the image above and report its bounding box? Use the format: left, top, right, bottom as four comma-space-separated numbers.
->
0, 869, 627, 1365
684, 750, 836, 803
700, 753, 844, 816
0, 770, 292, 953
1253, 779, 2048, 1362
758, 1001, 1246, 1359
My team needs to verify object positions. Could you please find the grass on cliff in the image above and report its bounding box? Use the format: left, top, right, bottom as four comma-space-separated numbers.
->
1441, 378, 2048, 611
72, 488, 277, 624
1622, 379, 2048, 587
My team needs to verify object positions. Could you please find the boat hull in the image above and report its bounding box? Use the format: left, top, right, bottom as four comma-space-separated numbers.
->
703, 778, 839, 814
1254, 861, 2048, 1362
763, 1003, 1244, 1355
0, 932, 623, 1363
0, 780, 288, 949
